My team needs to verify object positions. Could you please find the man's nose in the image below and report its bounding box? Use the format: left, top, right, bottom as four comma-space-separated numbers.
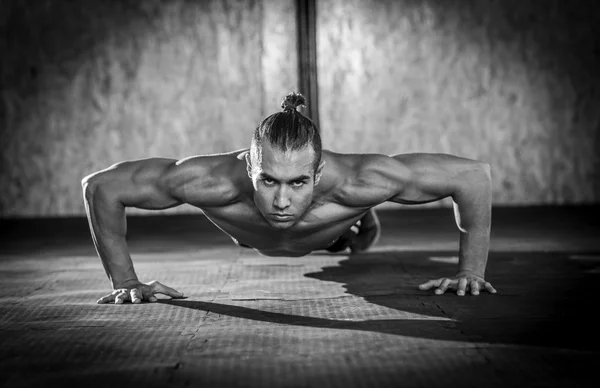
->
273, 186, 291, 210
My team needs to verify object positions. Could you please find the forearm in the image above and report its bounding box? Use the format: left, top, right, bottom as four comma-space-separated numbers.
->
452, 165, 492, 278
83, 183, 138, 288
456, 229, 490, 277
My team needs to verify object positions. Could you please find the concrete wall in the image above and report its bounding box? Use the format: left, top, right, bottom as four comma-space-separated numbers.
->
1, 0, 599, 217
318, 0, 600, 206
0, 0, 298, 217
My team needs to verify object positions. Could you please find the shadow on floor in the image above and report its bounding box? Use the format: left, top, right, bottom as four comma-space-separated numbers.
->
306, 250, 600, 350
163, 298, 470, 341
163, 250, 600, 351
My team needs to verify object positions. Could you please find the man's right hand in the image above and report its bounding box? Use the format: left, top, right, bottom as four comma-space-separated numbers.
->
96, 280, 184, 304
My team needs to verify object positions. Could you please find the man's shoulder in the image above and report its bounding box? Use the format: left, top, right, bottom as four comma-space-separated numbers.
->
165, 149, 250, 205
321, 150, 410, 207
323, 150, 408, 177
174, 148, 249, 169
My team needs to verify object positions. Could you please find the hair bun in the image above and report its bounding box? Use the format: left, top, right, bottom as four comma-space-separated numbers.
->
281, 92, 306, 111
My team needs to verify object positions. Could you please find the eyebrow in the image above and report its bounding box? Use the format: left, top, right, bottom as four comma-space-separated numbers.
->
259, 173, 311, 182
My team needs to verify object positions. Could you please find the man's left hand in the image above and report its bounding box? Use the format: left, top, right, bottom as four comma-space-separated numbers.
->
418, 271, 497, 296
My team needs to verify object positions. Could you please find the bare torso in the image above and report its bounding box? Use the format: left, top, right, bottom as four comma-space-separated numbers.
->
188, 150, 380, 257
202, 200, 369, 256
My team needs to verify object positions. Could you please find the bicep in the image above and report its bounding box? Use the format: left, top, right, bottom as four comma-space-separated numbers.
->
384, 153, 486, 205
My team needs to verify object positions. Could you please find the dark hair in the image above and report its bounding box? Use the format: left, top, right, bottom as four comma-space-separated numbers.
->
251, 92, 322, 172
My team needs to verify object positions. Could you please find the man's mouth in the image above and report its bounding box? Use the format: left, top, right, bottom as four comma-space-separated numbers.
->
271, 213, 293, 221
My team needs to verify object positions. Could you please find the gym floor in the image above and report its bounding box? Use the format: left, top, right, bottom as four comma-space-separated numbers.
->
1, 206, 599, 388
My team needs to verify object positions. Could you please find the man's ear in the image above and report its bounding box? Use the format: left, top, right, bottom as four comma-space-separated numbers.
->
314, 160, 326, 186
245, 152, 253, 179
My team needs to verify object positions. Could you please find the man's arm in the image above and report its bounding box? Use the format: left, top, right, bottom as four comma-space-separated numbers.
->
360, 152, 495, 295
391, 153, 492, 278
81, 158, 181, 290
81, 156, 234, 303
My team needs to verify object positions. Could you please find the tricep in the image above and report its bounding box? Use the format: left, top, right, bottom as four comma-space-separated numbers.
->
379, 153, 490, 205
81, 158, 182, 210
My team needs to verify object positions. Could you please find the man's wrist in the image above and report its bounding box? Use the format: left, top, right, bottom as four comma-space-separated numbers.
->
456, 269, 484, 279
112, 277, 140, 289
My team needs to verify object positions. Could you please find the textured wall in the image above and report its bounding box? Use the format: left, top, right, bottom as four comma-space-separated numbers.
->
0, 0, 298, 217
318, 0, 600, 206
2, 0, 599, 218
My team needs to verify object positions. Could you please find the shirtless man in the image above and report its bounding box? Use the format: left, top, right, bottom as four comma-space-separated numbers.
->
82, 92, 497, 305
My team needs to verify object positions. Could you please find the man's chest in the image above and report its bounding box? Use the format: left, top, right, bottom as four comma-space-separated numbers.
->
200, 201, 369, 254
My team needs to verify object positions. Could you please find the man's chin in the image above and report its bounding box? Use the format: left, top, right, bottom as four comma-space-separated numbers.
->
267, 218, 296, 229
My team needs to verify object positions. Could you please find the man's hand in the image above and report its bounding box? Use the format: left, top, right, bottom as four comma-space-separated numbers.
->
418, 271, 497, 296
96, 280, 184, 304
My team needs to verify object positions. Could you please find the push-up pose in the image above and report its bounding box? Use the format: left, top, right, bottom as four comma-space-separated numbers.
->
82, 93, 497, 304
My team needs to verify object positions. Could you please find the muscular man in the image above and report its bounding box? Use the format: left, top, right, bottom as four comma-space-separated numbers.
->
82, 92, 497, 305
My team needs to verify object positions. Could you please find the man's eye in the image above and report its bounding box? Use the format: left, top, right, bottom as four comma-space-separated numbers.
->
263, 179, 275, 185
292, 181, 305, 187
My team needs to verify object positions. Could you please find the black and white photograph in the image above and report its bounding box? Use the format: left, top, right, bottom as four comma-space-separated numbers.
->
1, 0, 599, 387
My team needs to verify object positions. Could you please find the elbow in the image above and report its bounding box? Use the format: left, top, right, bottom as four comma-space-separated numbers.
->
480, 163, 492, 197
81, 174, 92, 190
81, 173, 101, 203
452, 162, 492, 233
473, 162, 492, 192
468, 162, 492, 200
81, 161, 128, 201
454, 162, 492, 197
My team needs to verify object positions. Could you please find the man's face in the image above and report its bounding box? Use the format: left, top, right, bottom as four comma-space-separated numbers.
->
247, 142, 323, 229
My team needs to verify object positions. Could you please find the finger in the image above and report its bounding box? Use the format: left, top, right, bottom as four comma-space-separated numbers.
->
151, 282, 184, 298
457, 278, 468, 296
141, 288, 158, 303
484, 282, 497, 294
130, 289, 142, 304
96, 293, 116, 304
418, 279, 441, 290
114, 291, 129, 304
470, 280, 480, 296
435, 278, 452, 295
